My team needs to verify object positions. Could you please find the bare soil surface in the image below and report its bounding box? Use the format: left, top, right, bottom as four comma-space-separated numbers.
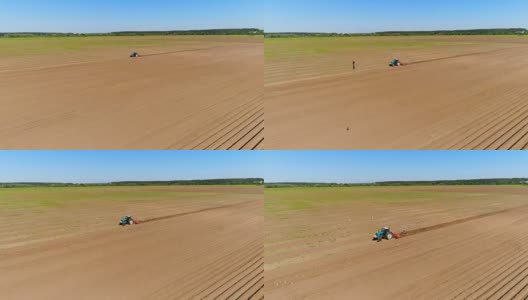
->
265, 186, 528, 299
0, 186, 264, 299
265, 36, 528, 149
0, 36, 263, 150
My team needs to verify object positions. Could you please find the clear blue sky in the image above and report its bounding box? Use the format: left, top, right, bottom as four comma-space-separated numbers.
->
1, 151, 527, 183
0, 151, 261, 183
2, 1, 526, 33
263, 0, 528, 33
258, 151, 528, 183
0, 0, 263, 33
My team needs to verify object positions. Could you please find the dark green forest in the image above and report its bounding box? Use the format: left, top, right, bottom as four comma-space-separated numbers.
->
265, 28, 528, 38
0, 28, 264, 37
266, 178, 528, 188
0, 178, 264, 188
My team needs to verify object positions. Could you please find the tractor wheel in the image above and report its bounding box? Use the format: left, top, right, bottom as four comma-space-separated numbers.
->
386, 233, 393, 240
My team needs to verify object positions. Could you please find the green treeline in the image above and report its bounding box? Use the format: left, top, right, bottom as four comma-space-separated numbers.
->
111, 29, 263, 36
375, 178, 528, 186
265, 28, 528, 38
0, 178, 264, 188
2, 178, 527, 188
266, 178, 528, 188
376, 28, 528, 36
4, 28, 525, 38
110, 178, 264, 186
0, 28, 264, 38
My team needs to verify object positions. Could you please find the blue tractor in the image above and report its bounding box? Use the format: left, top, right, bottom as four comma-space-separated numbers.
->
389, 58, 402, 67
119, 215, 136, 226
373, 227, 394, 242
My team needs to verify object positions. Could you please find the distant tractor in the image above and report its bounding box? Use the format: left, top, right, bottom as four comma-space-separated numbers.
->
119, 216, 137, 226
389, 58, 402, 67
373, 227, 401, 242
130, 51, 140, 58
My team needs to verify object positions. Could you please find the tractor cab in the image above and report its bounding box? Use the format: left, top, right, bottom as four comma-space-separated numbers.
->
389, 58, 401, 67
119, 215, 135, 226
373, 227, 394, 242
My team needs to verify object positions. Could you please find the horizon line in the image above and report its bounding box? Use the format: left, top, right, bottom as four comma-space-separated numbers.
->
266, 177, 528, 185
0, 178, 265, 185
265, 27, 528, 35
0, 28, 264, 35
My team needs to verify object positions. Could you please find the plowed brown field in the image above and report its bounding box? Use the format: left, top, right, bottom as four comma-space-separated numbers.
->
265, 186, 528, 299
265, 36, 528, 149
0, 185, 264, 299
0, 36, 263, 150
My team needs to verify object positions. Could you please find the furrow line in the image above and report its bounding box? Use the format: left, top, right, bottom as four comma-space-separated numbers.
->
446, 249, 520, 299
204, 260, 264, 299
471, 257, 528, 300
450, 90, 528, 149
219, 269, 264, 300
420, 244, 519, 300
148, 239, 261, 299
456, 94, 528, 149
234, 122, 265, 150
172, 240, 263, 298
237, 277, 264, 300
207, 108, 264, 150
479, 105, 528, 150
189, 99, 263, 150
196, 252, 263, 299
425, 88, 527, 149
167, 94, 261, 149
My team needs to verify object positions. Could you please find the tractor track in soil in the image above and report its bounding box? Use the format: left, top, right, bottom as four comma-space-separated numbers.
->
265, 186, 528, 299
404, 48, 506, 66
140, 46, 222, 57
400, 204, 528, 238
0, 46, 222, 74
139, 201, 253, 224
0, 36, 263, 150
0, 186, 263, 300
265, 36, 528, 150
170, 94, 265, 150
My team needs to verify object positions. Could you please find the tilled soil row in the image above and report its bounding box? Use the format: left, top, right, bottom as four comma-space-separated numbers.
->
265, 36, 528, 149
265, 187, 528, 299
